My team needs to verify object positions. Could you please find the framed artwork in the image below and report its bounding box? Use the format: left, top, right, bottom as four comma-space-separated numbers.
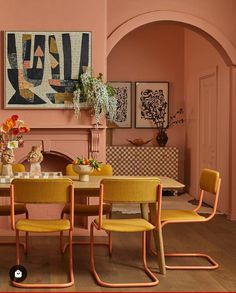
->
107, 81, 132, 128
135, 82, 169, 128
4, 31, 91, 109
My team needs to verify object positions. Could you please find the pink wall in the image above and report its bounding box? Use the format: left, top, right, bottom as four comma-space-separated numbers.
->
0, 0, 107, 161
107, 0, 236, 51
107, 0, 236, 218
0, 0, 236, 218
184, 28, 230, 214
107, 22, 185, 182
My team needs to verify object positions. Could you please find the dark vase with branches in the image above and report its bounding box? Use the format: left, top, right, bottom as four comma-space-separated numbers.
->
157, 107, 184, 147
141, 96, 184, 147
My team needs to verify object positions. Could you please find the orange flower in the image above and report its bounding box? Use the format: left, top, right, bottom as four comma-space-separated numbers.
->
5, 118, 15, 129
72, 160, 78, 164
19, 126, 30, 133
1, 123, 10, 133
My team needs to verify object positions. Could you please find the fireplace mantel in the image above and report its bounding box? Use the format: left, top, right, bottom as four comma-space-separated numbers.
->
15, 126, 106, 164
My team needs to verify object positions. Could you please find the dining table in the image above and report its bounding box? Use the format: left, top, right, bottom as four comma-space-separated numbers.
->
0, 174, 185, 275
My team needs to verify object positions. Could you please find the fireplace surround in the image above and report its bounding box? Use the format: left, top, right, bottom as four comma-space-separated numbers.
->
0, 126, 106, 236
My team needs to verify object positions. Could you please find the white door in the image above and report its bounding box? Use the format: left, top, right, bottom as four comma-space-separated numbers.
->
199, 69, 217, 205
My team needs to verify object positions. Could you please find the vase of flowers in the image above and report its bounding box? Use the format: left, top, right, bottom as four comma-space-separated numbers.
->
73, 67, 117, 127
0, 115, 30, 176
72, 157, 101, 182
141, 98, 184, 147
155, 107, 184, 147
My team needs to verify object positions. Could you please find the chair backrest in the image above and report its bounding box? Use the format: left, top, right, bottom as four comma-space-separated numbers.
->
11, 178, 73, 204
0, 163, 25, 173
66, 164, 77, 176
97, 178, 162, 229
91, 164, 112, 176
65, 163, 112, 176
195, 168, 221, 218
101, 178, 160, 203
12, 164, 26, 173
200, 168, 220, 194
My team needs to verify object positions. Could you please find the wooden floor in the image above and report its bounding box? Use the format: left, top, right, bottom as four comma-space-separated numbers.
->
0, 214, 236, 292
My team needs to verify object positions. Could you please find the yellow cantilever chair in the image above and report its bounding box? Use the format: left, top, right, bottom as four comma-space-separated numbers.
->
160, 168, 221, 270
0, 163, 28, 250
61, 163, 112, 251
90, 178, 162, 288
10, 178, 74, 288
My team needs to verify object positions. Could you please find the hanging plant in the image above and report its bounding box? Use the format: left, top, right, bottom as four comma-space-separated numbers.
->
73, 68, 117, 127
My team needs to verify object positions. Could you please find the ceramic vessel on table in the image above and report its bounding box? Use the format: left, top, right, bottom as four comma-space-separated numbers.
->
72, 164, 93, 182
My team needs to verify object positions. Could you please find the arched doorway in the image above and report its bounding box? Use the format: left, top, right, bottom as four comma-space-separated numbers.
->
107, 10, 236, 65
107, 10, 235, 219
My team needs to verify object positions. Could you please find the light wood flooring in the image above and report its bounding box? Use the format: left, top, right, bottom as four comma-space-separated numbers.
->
0, 214, 236, 292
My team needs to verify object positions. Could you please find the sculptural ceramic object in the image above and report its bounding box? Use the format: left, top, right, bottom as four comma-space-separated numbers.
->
127, 138, 152, 147
1, 149, 15, 176
72, 164, 93, 182
28, 146, 43, 176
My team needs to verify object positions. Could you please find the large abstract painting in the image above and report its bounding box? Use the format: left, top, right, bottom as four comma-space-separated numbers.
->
107, 81, 132, 128
135, 82, 169, 128
4, 31, 91, 109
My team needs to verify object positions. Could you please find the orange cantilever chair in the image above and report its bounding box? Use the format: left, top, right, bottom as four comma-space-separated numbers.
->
90, 178, 162, 288
61, 163, 112, 251
0, 163, 28, 250
10, 178, 74, 288
160, 168, 221, 270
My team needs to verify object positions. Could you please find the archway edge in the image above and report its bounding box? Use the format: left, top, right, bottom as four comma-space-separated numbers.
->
107, 10, 236, 65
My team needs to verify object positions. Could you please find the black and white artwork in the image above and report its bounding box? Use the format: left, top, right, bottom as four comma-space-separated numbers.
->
108, 82, 132, 128
135, 82, 169, 128
4, 31, 91, 109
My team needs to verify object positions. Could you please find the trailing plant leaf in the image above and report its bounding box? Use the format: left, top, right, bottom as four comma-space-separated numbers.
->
73, 68, 117, 127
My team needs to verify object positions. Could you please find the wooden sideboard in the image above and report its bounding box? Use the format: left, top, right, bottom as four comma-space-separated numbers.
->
106, 146, 179, 180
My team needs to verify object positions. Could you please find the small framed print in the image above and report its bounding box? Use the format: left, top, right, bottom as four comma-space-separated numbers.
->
135, 82, 169, 128
107, 81, 132, 128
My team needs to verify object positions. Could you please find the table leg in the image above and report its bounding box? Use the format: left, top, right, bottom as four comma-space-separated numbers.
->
152, 225, 166, 275
140, 203, 166, 275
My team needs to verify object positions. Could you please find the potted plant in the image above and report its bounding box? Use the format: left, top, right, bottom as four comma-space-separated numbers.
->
73, 68, 117, 127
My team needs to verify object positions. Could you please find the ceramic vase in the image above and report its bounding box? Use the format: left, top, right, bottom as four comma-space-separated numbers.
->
1, 149, 15, 176
72, 164, 93, 182
156, 130, 168, 147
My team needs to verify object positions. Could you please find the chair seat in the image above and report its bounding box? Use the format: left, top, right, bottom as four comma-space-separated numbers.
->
0, 204, 27, 216
62, 203, 111, 216
161, 210, 206, 222
95, 218, 155, 232
16, 219, 70, 232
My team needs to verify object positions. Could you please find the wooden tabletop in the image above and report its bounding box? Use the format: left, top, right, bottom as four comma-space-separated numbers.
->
67, 175, 185, 190
0, 175, 185, 192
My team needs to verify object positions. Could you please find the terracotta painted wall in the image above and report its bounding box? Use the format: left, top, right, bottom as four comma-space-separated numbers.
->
0, 0, 107, 161
184, 28, 230, 214
107, 0, 236, 50
107, 0, 235, 217
107, 22, 185, 182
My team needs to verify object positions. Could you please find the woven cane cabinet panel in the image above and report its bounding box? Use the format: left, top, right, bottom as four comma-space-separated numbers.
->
106, 146, 178, 180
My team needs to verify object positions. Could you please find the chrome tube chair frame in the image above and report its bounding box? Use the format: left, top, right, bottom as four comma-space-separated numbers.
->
90, 178, 162, 288
0, 164, 28, 251
61, 163, 112, 252
160, 168, 221, 270
10, 178, 74, 288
